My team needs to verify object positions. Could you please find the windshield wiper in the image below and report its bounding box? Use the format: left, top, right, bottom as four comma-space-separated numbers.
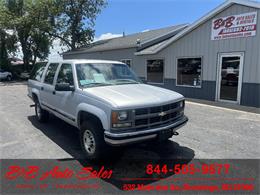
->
81, 82, 112, 88
114, 79, 140, 84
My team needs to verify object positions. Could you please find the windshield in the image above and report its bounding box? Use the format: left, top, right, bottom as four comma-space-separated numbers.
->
76, 63, 142, 88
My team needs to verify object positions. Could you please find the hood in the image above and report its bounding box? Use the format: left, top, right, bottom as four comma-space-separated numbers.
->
83, 84, 184, 109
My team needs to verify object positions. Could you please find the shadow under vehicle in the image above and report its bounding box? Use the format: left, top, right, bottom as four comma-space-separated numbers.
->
28, 114, 195, 191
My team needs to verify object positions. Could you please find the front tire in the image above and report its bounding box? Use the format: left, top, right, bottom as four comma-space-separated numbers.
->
80, 121, 108, 160
35, 100, 49, 123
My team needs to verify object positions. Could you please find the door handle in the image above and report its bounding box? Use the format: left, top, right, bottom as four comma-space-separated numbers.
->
52, 91, 56, 95
41, 87, 44, 91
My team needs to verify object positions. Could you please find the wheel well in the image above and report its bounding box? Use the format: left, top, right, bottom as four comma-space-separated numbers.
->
32, 93, 38, 102
78, 111, 103, 130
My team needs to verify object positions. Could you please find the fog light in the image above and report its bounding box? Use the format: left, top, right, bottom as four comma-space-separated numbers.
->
112, 122, 132, 128
180, 110, 184, 116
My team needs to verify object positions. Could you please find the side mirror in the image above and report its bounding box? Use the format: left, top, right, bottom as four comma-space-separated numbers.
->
55, 83, 75, 91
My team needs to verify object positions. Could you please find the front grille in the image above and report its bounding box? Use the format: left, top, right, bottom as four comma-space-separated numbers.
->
134, 101, 183, 131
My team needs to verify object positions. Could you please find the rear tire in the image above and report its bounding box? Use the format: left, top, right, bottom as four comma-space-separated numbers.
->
80, 121, 109, 160
35, 100, 49, 123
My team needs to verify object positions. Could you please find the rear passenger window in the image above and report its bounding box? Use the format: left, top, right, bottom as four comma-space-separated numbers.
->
57, 64, 74, 85
44, 63, 59, 85
29, 62, 47, 81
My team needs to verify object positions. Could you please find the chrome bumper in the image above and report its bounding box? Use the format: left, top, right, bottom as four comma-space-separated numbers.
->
104, 115, 188, 145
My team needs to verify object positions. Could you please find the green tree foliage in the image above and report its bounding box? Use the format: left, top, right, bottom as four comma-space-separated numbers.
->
0, 0, 52, 70
48, 0, 107, 50
0, 29, 17, 70
0, 0, 107, 70
0, 1, 17, 69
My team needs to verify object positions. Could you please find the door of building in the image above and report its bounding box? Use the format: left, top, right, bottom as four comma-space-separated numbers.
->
216, 53, 244, 104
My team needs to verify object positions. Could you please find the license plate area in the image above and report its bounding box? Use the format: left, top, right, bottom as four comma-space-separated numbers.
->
158, 129, 172, 140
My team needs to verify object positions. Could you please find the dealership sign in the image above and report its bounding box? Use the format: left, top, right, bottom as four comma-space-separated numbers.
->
211, 12, 257, 40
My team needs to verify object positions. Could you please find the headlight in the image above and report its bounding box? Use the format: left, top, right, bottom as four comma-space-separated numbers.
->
112, 111, 128, 122
111, 111, 132, 128
118, 111, 128, 121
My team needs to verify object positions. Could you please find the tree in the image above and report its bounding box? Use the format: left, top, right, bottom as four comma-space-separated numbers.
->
0, 29, 17, 70
0, 0, 107, 70
49, 0, 107, 50
0, 0, 52, 70
30, 30, 51, 65
0, 1, 17, 69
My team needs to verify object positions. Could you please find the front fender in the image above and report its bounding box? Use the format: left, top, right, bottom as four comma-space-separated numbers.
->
31, 88, 40, 101
76, 103, 109, 130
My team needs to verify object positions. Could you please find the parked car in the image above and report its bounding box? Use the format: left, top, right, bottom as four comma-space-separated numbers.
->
27, 60, 188, 159
0, 69, 12, 81
20, 72, 30, 80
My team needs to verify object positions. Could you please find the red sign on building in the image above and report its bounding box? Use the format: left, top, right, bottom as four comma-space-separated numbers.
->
211, 12, 257, 40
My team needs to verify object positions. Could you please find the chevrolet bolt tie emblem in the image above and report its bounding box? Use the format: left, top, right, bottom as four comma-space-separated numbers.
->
158, 112, 167, 117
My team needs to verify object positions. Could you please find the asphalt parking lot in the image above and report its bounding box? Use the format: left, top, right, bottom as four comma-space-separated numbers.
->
1, 81, 259, 159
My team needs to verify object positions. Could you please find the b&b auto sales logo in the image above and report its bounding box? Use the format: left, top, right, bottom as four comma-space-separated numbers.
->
211, 12, 257, 40
5, 165, 112, 181
1, 159, 259, 194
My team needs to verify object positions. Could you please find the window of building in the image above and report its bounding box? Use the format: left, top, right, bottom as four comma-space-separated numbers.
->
177, 57, 202, 87
57, 64, 74, 86
44, 63, 59, 85
121, 59, 131, 67
147, 59, 164, 83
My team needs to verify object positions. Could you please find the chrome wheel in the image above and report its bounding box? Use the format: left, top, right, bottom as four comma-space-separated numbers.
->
83, 130, 96, 154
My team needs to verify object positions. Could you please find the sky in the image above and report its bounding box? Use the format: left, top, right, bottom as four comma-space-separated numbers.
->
94, 0, 226, 38
45, 0, 258, 60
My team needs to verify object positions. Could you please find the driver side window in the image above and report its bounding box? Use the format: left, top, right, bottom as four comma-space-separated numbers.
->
57, 64, 74, 85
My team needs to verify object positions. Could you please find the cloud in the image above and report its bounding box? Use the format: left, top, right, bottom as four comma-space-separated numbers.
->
141, 29, 150, 32
94, 33, 122, 41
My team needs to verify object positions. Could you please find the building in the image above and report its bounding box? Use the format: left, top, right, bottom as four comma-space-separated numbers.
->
63, 0, 260, 108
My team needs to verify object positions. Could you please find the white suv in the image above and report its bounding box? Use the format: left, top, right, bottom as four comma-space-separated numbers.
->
0, 69, 12, 81
27, 60, 188, 159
